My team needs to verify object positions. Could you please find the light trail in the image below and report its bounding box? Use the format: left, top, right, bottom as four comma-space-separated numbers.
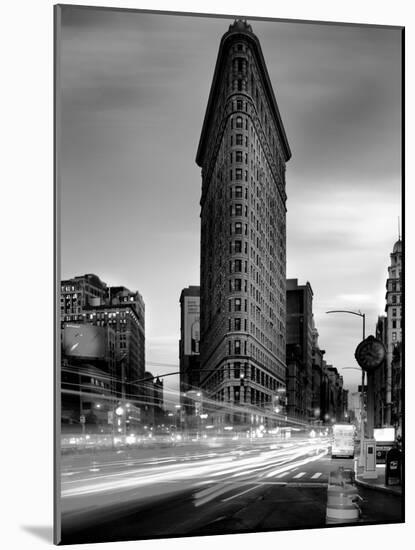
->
61, 439, 329, 509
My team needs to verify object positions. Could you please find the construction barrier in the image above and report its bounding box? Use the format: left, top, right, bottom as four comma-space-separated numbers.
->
326, 468, 361, 524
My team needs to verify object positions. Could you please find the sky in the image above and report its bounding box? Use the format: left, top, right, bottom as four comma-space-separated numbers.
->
59, 6, 402, 400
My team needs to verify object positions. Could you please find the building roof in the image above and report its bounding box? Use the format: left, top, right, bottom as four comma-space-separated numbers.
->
196, 19, 291, 166
392, 239, 402, 254
180, 286, 200, 301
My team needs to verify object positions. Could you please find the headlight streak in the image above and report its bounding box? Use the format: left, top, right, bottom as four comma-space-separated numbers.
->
62, 441, 328, 501
192, 447, 328, 506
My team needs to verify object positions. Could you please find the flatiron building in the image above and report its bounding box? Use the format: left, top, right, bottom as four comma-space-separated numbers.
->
196, 20, 291, 426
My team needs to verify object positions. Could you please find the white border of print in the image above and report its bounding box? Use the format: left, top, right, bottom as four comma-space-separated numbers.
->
2, 1, 411, 549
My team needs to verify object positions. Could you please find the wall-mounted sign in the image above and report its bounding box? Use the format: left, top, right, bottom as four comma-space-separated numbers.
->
184, 296, 200, 356
62, 323, 106, 359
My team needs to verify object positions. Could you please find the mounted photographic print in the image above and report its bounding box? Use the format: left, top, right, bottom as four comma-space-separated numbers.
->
54, 4, 404, 545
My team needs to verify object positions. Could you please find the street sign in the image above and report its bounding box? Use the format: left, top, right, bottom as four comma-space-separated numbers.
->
107, 411, 114, 425
80, 415, 86, 424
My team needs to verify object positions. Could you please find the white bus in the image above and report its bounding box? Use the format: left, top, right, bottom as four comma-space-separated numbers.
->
331, 424, 355, 458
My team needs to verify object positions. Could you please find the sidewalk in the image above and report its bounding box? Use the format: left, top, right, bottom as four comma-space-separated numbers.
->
354, 461, 402, 496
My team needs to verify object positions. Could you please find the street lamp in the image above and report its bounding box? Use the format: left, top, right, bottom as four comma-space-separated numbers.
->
327, 310, 366, 466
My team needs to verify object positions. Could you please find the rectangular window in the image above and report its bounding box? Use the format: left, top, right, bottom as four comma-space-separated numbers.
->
234, 279, 242, 291
237, 99, 243, 110
236, 168, 243, 180
234, 259, 242, 272
235, 185, 243, 198
235, 298, 242, 311
234, 318, 241, 331
235, 204, 243, 216
235, 222, 242, 234
235, 151, 243, 163
234, 340, 241, 354
234, 240, 242, 253
236, 134, 243, 145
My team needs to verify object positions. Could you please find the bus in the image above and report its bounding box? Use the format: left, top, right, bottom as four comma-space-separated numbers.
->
331, 424, 355, 458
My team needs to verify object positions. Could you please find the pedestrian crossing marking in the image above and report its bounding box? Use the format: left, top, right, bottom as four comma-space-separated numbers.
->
293, 472, 306, 479
311, 472, 322, 479
275, 471, 289, 478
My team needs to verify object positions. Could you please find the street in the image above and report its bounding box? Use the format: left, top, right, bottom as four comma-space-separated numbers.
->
60, 437, 403, 544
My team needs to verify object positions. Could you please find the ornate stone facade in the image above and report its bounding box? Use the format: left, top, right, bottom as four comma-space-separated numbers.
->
196, 20, 291, 427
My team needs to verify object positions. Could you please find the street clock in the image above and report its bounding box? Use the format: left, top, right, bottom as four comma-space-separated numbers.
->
354, 335, 386, 372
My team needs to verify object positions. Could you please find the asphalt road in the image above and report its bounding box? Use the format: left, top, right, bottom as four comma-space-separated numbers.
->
59, 438, 403, 545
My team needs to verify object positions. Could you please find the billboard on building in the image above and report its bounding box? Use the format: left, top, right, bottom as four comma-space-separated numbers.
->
183, 296, 200, 355
62, 324, 106, 359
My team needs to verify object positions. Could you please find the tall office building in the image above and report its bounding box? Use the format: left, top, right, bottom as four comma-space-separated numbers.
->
286, 279, 314, 420
383, 239, 403, 428
61, 274, 145, 399
196, 20, 291, 426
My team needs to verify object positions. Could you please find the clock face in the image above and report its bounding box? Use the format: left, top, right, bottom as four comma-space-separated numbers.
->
355, 337, 386, 371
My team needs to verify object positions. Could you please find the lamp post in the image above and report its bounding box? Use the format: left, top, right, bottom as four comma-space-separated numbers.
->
326, 310, 366, 466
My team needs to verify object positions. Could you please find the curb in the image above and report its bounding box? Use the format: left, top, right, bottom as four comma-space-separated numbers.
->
355, 476, 402, 495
